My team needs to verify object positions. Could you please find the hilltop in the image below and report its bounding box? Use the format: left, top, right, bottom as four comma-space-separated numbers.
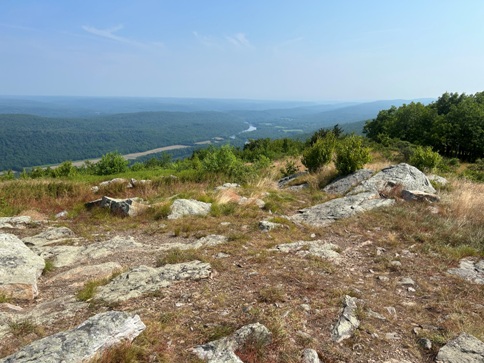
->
0, 149, 482, 362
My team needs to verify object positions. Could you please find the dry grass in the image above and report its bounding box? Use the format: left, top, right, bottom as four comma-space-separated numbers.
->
445, 179, 484, 226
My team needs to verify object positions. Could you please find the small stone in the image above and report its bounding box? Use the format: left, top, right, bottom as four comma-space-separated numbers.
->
390, 260, 402, 267
301, 348, 320, 363
408, 287, 416, 293
418, 338, 432, 350
385, 332, 401, 340
399, 277, 415, 286
300, 304, 311, 312
378, 276, 389, 282
385, 306, 397, 316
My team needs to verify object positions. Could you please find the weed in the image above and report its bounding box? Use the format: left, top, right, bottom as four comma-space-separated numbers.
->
90, 341, 145, 363
156, 248, 203, 266
258, 286, 286, 304
76, 271, 122, 301
42, 259, 55, 275
210, 202, 237, 217
151, 202, 172, 220
0, 293, 11, 303
8, 319, 42, 337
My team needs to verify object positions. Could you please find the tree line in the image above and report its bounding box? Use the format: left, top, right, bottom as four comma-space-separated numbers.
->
363, 92, 484, 161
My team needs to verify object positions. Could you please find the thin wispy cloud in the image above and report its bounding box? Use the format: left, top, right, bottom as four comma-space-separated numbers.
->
193, 31, 219, 48
225, 33, 253, 49
82, 24, 144, 47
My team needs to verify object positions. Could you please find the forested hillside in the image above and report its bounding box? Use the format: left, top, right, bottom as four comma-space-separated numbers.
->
364, 92, 484, 161
0, 112, 246, 170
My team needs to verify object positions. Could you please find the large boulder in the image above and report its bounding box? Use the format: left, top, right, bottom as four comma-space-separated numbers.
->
0, 234, 45, 300
0, 311, 146, 363
192, 323, 271, 362
350, 163, 436, 195
323, 169, 374, 195
95, 261, 212, 303
291, 192, 394, 227
436, 333, 484, 363
168, 199, 212, 219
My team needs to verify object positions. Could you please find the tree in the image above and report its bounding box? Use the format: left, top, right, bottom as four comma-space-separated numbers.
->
302, 132, 336, 173
335, 135, 371, 175
95, 152, 129, 175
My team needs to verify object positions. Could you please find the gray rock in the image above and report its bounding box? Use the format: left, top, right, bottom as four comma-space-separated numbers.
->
96, 261, 212, 303
259, 220, 284, 232
85, 196, 148, 217
46, 262, 123, 287
418, 337, 432, 350
98, 178, 128, 188
436, 333, 484, 363
323, 169, 374, 195
398, 277, 415, 286
286, 183, 309, 191
23, 226, 77, 247
192, 323, 271, 362
130, 178, 151, 188
331, 295, 360, 343
351, 163, 436, 195
0, 216, 36, 229
0, 311, 146, 363
448, 258, 484, 284
291, 192, 395, 227
0, 234, 45, 300
168, 199, 211, 219
401, 189, 440, 202
54, 210, 68, 219
274, 240, 340, 260
427, 174, 449, 186
278, 172, 308, 188
215, 183, 240, 191
39, 235, 145, 268
157, 235, 228, 252
301, 348, 320, 363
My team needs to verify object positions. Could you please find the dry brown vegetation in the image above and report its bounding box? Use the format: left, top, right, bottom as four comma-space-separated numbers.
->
0, 159, 483, 362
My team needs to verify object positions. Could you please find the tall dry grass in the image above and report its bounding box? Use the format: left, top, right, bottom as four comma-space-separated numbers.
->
446, 180, 484, 227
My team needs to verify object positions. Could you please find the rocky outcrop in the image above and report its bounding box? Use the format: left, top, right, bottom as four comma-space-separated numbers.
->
0, 234, 45, 300
86, 196, 149, 217
323, 169, 373, 195
46, 262, 123, 287
0, 311, 146, 363
158, 235, 228, 251
401, 190, 440, 202
291, 164, 437, 227
436, 333, 484, 363
292, 192, 395, 227
192, 323, 271, 362
38, 235, 145, 268
96, 261, 212, 303
0, 216, 37, 229
448, 259, 484, 284
274, 240, 340, 260
331, 295, 360, 343
350, 163, 436, 195
23, 226, 78, 247
259, 220, 285, 232
168, 199, 212, 219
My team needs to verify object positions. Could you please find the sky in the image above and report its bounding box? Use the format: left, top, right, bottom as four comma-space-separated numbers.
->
1, 0, 484, 101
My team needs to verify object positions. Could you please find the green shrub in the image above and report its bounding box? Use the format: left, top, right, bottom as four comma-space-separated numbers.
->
409, 146, 442, 172
335, 135, 371, 175
301, 132, 336, 173
95, 152, 129, 175
280, 160, 299, 177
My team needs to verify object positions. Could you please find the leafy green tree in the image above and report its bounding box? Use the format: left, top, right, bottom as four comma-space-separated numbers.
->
52, 161, 76, 178
409, 146, 442, 172
335, 135, 371, 175
95, 152, 129, 175
302, 132, 336, 173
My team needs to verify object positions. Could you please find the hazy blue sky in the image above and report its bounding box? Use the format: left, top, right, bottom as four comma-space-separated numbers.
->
1, 1, 483, 101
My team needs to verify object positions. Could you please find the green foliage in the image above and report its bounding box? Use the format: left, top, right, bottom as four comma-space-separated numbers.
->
364, 92, 484, 161
463, 159, 484, 182
301, 132, 336, 173
95, 152, 129, 175
409, 146, 442, 172
280, 160, 299, 177
210, 202, 237, 217
335, 135, 372, 175
0, 170, 15, 181
52, 161, 76, 178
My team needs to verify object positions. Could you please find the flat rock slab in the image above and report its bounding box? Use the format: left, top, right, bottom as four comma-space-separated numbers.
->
38, 235, 145, 268
448, 259, 484, 284
0, 216, 36, 229
401, 189, 440, 202
193, 323, 271, 362
46, 262, 123, 287
323, 169, 373, 195
291, 192, 395, 227
331, 295, 360, 343
274, 240, 341, 260
168, 199, 212, 220
96, 260, 212, 303
0, 234, 45, 300
351, 163, 436, 195
23, 226, 78, 247
0, 311, 146, 363
157, 235, 228, 252
278, 172, 308, 188
0, 296, 88, 340
436, 333, 484, 363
